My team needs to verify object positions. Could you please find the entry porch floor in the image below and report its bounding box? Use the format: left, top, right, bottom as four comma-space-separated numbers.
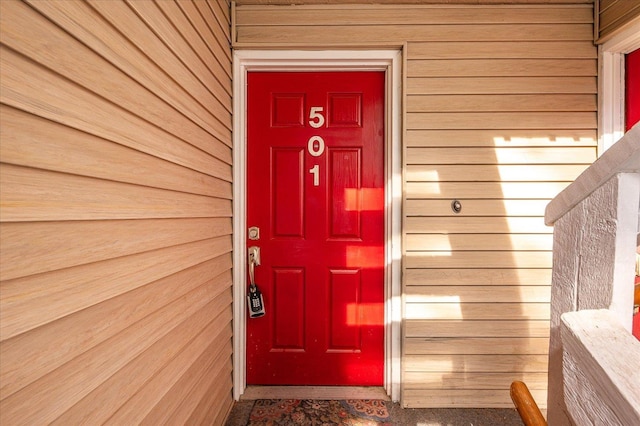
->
224, 399, 525, 425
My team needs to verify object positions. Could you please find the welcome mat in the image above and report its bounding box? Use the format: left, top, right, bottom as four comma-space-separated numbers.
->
248, 399, 391, 425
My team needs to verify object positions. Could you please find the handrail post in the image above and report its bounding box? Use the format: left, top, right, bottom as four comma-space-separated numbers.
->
510, 381, 547, 426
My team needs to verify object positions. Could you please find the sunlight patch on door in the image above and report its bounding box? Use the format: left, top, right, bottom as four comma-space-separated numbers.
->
346, 245, 384, 268
343, 187, 384, 211
346, 302, 385, 326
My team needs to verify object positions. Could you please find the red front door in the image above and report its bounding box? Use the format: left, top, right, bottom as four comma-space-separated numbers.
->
246, 71, 385, 386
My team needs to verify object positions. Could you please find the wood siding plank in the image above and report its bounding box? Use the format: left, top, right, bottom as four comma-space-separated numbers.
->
237, 24, 593, 44
405, 234, 553, 251
407, 94, 597, 112
406, 112, 596, 129
405, 217, 552, 234
0, 218, 231, 289
405, 354, 549, 372
0, 165, 231, 222
236, 6, 592, 26
404, 338, 550, 355
405, 182, 571, 200
403, 371, 548, 390
0, 259, 230, 400
124, 0, 232, 112
408, 41, 597, 59
0, 47, 231, 180
405, 303, 550, 320
407, 76, 596, 94
155, 0, 232, 85
179, 0, 232, 67
25, 0, 230, 143
403, 389, 548, 408
86, 0, 231, 116
406, 285, 551, 303
598, 0, 640, 39
406, 251, 553, 269
51, 306, 232, 425
236, 0, 590, 4
405, 321, 551, 338
408, 59, 596, 77
0, 238, 232, 341
139, 337, 232, 424
406, 129, 597, 147
405, 268, 552, 286
0, 0, 231, 161
405, 199, 550, 217
405, 147, 596, 164
406, 164, 587, 182
0, 0, 233, 422
0, 284, 231, 425
107, 329, 231, 424
0, 106, 232, 199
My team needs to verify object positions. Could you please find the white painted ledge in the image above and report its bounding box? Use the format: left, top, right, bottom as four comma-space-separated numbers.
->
561, 309, 640, 425
545, 123, 640, 226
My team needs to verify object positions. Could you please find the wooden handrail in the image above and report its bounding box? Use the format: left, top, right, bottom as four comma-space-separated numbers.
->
510, 381, 547, 426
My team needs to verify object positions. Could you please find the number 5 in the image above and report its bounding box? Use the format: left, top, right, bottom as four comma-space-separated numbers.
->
309, 106, 325, 128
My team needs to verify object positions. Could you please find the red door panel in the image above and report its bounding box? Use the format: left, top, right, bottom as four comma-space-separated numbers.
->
626, 48, 640, 131
246, 71, 385, 386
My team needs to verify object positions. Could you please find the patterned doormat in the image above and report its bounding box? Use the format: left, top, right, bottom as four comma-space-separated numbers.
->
248, 399, 391, 425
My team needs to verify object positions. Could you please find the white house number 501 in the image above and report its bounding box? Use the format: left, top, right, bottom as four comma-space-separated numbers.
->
308, 107, 325, 187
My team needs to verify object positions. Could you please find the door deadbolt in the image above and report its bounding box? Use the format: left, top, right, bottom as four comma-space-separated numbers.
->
248, 226, 260, 240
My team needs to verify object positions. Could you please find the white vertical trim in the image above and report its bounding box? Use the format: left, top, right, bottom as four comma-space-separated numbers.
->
598, 19, 640, 154
599, 50, 625, 154
232, 55, 248, 401
232, 49, 403, 402
385, 49, 403, 402
611, 173, 640, 331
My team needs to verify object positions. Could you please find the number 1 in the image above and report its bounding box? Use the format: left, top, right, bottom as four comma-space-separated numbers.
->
309, 165, 319, 186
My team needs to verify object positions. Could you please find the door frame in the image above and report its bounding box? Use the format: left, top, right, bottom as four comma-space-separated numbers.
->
598, 17, 640, 153
232, 49, 403, 401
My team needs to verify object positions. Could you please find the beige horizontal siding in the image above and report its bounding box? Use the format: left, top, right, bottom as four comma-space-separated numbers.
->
405, 320, 551, 338
403, 388, 548, 408
405, 303, 550, 320
407, 94, 597, 112
236, 4, 592, 25
238, 24, 593, 44
406, 129, 597, 146
236, 0, 592, 4
0, 0, 233, 424
597, 0, 640, 43
406, 164, 588, 181
236, 1, 596, 409
403, 372, 548, 396
405, 234, 553, 251
407, 77, 596, 94
408, 40, 597, 59
405, 268, 552, 286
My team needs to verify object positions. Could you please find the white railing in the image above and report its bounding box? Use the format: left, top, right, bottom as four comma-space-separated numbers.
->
545, 124, 640, 425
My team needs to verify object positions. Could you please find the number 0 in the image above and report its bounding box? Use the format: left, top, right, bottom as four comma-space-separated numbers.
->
307, 136, 325, 157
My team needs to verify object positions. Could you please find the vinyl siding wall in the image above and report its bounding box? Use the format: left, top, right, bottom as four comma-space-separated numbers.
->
0, 0, 233, 424
234, 1, 597, 408
597, 0, 640, 42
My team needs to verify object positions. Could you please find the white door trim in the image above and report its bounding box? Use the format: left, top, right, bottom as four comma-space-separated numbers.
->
598, 17, 640, 153
232, 49, 403, 401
